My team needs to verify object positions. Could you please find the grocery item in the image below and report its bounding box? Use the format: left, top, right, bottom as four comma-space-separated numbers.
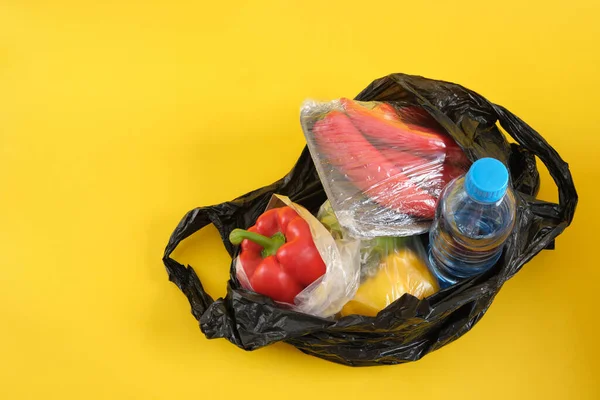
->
317, 201, 438, 317
341, 98, 468, 166
428, 158, 517, 287
230, 195, 362, 317
229, 206, 326, 303
301, 98, 468, 238
312, 111, 437, 219
340, 237, 438, 317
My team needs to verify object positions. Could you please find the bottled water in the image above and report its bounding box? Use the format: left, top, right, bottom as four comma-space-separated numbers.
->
428, 158, 516, 288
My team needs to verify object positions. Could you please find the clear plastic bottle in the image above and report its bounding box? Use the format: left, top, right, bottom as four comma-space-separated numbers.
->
428, 158, 516, 288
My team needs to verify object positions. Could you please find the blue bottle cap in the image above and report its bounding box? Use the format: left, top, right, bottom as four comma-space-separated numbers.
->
465, 158, 509, 203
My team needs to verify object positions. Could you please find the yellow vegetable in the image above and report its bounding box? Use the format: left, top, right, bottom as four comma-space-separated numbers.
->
316, 204, 439, 318
340, 246, 439, 317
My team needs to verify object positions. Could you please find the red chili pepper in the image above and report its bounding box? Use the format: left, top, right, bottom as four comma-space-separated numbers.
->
229, 206, 326, 304
377, 104, 470, 183
341, 99, 469, 167
379, 146, 467, 195
395, 106, 470, 167
377, 146, 442, 176
313, 111, 436, 219
341, 98, 444, 148
440, 160, 467, 186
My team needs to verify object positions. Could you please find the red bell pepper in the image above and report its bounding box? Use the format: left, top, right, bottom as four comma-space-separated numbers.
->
313, 111, 436, 219
229, 206, 326, 304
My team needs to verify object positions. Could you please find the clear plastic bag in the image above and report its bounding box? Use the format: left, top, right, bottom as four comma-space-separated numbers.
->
235, 195, 361, 318
317, 200, 439, 317
301, 98, 469, 238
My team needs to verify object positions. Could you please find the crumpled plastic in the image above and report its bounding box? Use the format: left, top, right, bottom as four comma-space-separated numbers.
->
162, 73, 578, 366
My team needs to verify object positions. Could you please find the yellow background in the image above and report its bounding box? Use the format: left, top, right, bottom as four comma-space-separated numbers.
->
1, 1, 598, 399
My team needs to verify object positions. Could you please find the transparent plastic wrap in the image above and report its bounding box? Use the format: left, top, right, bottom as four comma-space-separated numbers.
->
301, 98, 469, 238
233, 195, 361, 318
317, 201, 439, 317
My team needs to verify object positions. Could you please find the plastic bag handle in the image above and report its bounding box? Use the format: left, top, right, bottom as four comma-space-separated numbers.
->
356, 73, 577, 223
162, 148, 323, 324
491, 104, 577, 224
162, 207, 229, 318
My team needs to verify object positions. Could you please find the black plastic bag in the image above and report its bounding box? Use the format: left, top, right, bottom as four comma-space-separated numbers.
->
163, 73, 577, 366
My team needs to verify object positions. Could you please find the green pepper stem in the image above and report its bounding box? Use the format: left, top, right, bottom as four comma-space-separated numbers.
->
229, 229, 286, 257
373, 236, 407, 255
375, 236, 405, 248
